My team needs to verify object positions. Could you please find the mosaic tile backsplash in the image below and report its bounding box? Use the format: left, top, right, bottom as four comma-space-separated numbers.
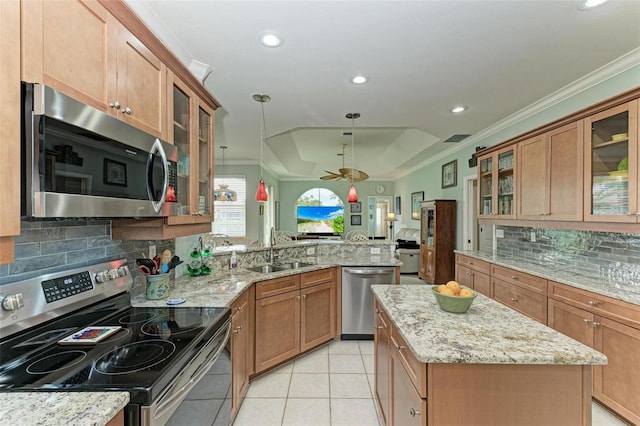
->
496, 226, 640, 287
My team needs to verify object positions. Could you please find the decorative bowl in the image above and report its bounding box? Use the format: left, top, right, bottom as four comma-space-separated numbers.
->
431, 286, 477, 314
611, 133, 628, 141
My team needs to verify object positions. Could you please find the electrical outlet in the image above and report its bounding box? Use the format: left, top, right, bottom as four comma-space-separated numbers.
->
149, 245, 156, 258
371, 247, 381, 255
530, 232, 536, 243
306, 247, 315, 256
496, 229, 504, 238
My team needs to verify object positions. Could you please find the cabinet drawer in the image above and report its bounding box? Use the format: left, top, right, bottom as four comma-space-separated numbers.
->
231, 289, 249, 320
491, 264, 547, 294
548, 280, 640, 329
492, 278, 547, 323
301, 267, 335, 289
255, 275, 301, 299
455, 254, 490, 275
375, 301, 390, 332
390, 325, 427, 398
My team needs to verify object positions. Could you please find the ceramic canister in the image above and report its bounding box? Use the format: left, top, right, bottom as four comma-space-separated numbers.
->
146, 273, 170, 299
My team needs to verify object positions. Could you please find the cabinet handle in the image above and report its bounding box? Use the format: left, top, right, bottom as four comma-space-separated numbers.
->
376, 325, 384, 330
469, 262, 474, 265
592, 322, 600, 328
302, 294, 306, 299
395, 343, 405, 350
583, 318, 591, 325
510, 297, 519, 302
109, 101, 121, 109
234, 329, 241, 334
375, 308, 380, 313
409, 408, 421, 417
588, 301, 598, 307
511, 276, 519, 280
469, 272, 474, 277
296, 295, 301, 300
121, 107, 132, 115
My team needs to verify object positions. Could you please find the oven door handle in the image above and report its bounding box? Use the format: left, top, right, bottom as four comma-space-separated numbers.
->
154, 319, 231, 421
147, 138, 169, 214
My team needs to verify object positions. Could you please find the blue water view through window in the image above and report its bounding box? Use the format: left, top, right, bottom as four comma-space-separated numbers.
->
296, 188, 344, 233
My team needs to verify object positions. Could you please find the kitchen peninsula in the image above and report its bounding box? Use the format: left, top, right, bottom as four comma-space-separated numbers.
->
372, 284, 607, 426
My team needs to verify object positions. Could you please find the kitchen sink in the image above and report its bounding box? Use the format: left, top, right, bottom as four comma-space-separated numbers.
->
246, 261, 313, 274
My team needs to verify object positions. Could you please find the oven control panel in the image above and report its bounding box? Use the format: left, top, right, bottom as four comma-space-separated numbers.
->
41, 271, 94, 303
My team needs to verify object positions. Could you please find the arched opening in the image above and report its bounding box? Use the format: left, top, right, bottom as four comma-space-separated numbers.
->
296, 188, 344, 234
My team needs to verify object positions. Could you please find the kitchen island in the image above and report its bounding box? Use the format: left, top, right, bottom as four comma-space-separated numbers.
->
372, 284, 607, 426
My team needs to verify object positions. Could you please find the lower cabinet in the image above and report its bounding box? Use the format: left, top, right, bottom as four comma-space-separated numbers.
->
231, 290, 250, 417
375, 303, 391, 424
492, 277, 547, 323
254, 268, 336, 373
391, 349, 426, 426
548, 281, 640, 424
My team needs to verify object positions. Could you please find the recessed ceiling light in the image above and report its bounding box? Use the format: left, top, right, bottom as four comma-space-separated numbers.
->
351, 75, 368, 84
259, 32, 282, 47
451, 106, 467, 113
578, 0, 610, 10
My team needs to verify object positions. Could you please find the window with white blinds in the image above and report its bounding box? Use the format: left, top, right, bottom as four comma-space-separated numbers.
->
213, 176, 246, 237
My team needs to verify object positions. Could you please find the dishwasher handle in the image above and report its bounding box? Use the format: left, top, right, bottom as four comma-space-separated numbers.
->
344, 268, 395, 275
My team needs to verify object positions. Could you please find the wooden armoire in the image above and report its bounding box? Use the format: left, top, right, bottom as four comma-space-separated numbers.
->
419, 200, 456, 284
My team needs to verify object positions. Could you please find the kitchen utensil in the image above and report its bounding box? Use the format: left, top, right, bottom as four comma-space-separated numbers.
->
160, 250, 172, 273
168, 255, 183, 270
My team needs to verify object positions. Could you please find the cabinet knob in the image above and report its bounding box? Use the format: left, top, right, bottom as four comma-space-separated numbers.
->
376, 325, 384, 329
109, 101, 121, 109
469, 272, 474, 277
121, 107, 132, 115
395, 343, 405, 350
592, 322, 600, 328
583, 318, 591, 324
510, 297, 519, 302
588, 300, 598, 307
511, 276, 519, 280
375, 308, 380, 313
627, 212, 636, 216
409, 408, 421, 417
296, 295, 301, 300
302, 294, 306, 299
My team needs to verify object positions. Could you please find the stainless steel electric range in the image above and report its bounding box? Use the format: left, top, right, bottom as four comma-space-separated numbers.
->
0, 259, 231, 426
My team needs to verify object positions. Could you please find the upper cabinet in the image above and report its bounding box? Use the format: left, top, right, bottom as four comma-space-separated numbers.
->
478, 146, 516, 219
22, 0, 166, 138
517, 121, 584, 221
584, 100, 639, 223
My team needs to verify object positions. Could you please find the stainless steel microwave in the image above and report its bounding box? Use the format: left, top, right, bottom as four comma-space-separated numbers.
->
21, 83, 179, 218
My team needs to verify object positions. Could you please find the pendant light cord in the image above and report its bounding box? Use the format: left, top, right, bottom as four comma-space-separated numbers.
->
260, 101, 265, 180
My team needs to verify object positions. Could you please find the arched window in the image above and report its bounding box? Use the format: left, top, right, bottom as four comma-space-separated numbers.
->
296, 188, 344, 234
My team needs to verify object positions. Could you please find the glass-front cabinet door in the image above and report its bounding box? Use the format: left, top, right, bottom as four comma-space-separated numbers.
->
584, 100, 638, 222
478, 146, 516, 219
197, 102, 214, 216
171, 80, 192, 217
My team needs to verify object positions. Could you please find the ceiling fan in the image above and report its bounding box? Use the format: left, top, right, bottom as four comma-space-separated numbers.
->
320, 144, 369, 182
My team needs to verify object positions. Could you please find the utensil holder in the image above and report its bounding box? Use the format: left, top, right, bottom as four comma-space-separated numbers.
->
146, 274, 170, 299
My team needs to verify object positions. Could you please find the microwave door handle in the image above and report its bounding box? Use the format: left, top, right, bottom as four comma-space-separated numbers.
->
147, 138, 168, 214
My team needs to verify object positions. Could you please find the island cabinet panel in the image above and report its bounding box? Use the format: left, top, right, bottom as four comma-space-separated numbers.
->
390, 324, 427, 398
254, 269, 336, 374
492, 277, 547, 323
548, 299, 595, 347
428, 364, 591, 426
374, 301, 391, 424
231, 290, 250, 417
392, 351, 427, 426
593, 316, 640, 424
455, 254, 491, 297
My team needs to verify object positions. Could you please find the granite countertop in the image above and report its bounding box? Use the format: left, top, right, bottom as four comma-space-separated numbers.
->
372, 284, 607, 365
132, 254, 401, 308
0, 391, 129, 426
455, 250, 640, 305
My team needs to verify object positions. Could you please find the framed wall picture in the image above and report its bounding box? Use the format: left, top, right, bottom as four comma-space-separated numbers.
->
411, 191, 423, 220
104, 158, 127, 186
395, 196, 401, 215
351, 214, 361, 226
441, 159, 457, 188
350, 202, 362, 213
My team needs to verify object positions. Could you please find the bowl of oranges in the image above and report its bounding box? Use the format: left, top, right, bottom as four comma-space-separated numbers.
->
432, 281, 477, 313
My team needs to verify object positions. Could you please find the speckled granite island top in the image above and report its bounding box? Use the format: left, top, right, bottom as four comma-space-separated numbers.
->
371, 284, 607, 365
0, 391, 129, 426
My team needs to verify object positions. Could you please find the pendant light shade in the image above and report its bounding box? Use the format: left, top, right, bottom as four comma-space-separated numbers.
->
255, 179, 268, 202
253, 94, 271, 203
214, 146, 237, 202
347, 184, 358, 203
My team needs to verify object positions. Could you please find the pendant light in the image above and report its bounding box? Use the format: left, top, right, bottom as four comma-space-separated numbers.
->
253, 94, 271, 203
346, 112, 360, 203
214, 146, 237, 202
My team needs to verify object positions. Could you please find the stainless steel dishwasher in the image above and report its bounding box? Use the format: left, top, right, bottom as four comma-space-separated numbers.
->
341, 267, 396, 339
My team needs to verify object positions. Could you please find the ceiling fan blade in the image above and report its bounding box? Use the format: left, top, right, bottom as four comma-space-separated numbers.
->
320, 171, 343, 181
340, 168, 369, 182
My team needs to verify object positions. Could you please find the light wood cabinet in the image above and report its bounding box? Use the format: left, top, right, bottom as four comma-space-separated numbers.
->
517, 121, 584, 221
375, 302, 391, 424
455, 254, 491, 297
418, 200, 456, 284
391, 348, 427, 426
548, 280, 640, 424
478, 146, 516, 219
231, 290, 250, 417
22, 0, 166, 138
0, 0, 20, 265
584, 100, 639, 223
492, 277, 547, 324
254, 269, 336, 373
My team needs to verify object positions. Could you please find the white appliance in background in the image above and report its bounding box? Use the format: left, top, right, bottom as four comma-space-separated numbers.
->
341, 267, 396, 339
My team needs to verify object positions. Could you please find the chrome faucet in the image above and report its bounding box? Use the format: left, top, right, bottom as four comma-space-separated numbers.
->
268, 227, 278, 263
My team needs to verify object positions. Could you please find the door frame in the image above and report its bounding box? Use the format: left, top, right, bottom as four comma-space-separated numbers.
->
462, 174, 477, 251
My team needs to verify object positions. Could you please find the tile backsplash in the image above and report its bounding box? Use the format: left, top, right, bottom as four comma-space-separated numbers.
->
0, 220, 173, 286
496, 226, 640, 285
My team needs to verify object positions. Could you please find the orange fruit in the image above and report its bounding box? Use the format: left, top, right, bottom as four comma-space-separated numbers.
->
446, 280, 461, 295
437, 284, 447, 293
459, 288, 474, 298
439, 287, 455, 296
